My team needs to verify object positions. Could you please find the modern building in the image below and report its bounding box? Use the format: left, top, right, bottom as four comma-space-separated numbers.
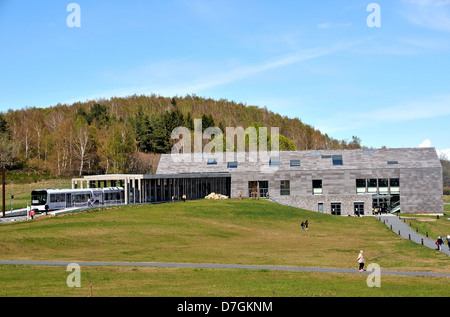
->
72, 147, 443, 215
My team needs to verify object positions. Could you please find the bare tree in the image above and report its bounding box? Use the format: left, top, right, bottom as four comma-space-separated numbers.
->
72, 119, 92, 176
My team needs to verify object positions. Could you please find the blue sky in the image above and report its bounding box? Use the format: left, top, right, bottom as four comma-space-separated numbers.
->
0, 0, 449, 157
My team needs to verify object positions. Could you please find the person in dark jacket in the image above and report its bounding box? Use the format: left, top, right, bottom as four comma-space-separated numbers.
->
44, 204, 49, 215
437, 236, 443, 251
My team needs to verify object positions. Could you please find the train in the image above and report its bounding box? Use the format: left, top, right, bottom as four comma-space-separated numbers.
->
31, 187, 125, 212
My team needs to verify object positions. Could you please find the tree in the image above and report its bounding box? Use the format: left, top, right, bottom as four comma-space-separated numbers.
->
0, 133, 18, 166
105, 123, 136, 173
201, 114, 215, 132
73, 117, 93, 176
0, 113, 8, 134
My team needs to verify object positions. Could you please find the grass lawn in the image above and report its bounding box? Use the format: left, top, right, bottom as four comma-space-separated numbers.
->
3, 178, 72, 210
399, 211, 450, 241
444, 195, 450, 203
0, 199, 448, 297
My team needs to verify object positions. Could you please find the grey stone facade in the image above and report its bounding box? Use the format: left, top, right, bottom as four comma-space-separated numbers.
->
157, 147, 443, 215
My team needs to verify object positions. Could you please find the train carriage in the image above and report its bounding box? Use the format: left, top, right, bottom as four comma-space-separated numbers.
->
31, 187, 124, 212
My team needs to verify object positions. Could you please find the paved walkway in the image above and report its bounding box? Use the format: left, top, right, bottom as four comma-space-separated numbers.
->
378, 214, 450, 256
0, 260, 448, 277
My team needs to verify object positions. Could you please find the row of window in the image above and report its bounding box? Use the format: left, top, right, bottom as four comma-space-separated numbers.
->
49, 193, 123, 203
208, 155, 397, 168
275, 178, 399, 196
208, 156, 344, 168
356, 178, 400, 194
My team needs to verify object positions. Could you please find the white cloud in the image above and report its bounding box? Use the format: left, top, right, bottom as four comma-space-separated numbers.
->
419, 139, 450, 159
419, 139, 432, 147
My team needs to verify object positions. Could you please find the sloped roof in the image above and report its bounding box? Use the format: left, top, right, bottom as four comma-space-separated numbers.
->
156, 148, 442, 174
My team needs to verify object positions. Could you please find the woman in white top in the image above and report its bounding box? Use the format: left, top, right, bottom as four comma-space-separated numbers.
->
357, 250, 365, 272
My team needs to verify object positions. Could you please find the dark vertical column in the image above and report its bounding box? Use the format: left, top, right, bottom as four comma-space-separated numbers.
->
2, 165, 5, 218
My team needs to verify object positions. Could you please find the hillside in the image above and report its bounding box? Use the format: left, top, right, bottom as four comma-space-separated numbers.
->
0, 94, 361, 177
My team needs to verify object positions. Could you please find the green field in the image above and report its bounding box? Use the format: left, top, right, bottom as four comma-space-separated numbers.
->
0, 199, 448, 297
399, 212, 450, 240
3, 177, 72, 210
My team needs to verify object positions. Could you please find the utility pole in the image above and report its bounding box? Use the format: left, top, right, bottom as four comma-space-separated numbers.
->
2, 164, 5, 218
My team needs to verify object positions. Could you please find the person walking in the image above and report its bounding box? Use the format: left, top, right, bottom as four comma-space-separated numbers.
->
300, 221, 305, 231
44, 204, 49, 215
305, 220, 309, 230
182, 194, 186, 202
447, 235, 450, 251
437, 236, 443, 251
357, 250, 365, 272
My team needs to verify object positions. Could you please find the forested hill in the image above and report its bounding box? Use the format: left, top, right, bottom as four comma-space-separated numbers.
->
0, 94, 362, 176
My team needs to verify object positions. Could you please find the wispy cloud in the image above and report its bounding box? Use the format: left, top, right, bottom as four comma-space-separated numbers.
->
317, 22, 352, 29
400, 0, 450, 31
316, 94, 450, 133
66, 40, 362, 104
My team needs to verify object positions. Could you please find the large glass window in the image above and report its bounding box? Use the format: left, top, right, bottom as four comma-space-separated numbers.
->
280, 180, 290, 196
331, 203, 341, 216
356, 179, 366, 194
390, 178, 400, 194
313, 180, 322, 195
378, 178, 389, 194
368, 179, 377, 194
31, 190, 47, 206
50, 194, 65, 203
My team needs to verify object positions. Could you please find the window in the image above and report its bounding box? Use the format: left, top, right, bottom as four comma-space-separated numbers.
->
31, 190, 47, 206
313, 180, 322, 195
290, 159, 301, 167
331, 203, 341, 216
310, 151, 321, 156
390, 178, 400, 194
321, 155, 332, 159
368, 179, 377, 194
50, 193, 65, 203
280, 180, 290, 196
354, 202, 364, 216
269, 157, 280, 167
356, 179, 366, 194
379, 178, 389, 194
259, 181, 269, 198
332, 155, 343, 166
387, 161, 398, 165
227, 161, 238, 168
207, 158, 217, 165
